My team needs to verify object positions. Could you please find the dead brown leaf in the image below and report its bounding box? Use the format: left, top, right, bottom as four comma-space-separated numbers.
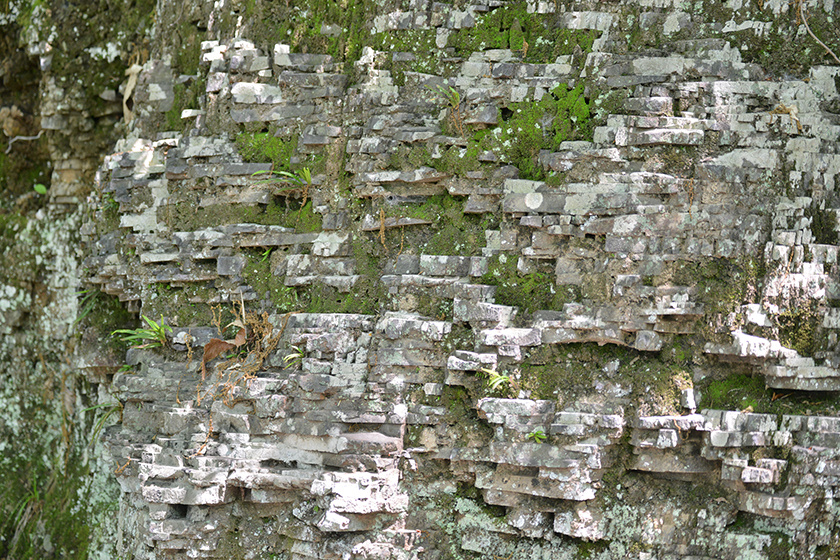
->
231, 325, 246, 347
200, 326, 246, 379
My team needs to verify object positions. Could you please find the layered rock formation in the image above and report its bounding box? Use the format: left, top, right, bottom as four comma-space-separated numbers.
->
2, 0, 840, 558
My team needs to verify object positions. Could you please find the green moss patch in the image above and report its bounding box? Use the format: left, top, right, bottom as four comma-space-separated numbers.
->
140, 284, 220, 329
422, 213, 493, 258
576, 539, 612, 559
806, 203, 838, 245
0, 138, 51, 212
777, 304, 820, 357
377, 194, 496, 257
284, 201, 323, 233
391, 145, 434, 171
234, 131, 325, 183
397, 83, 597, 180
162, 198, 320, 233
1, 453, 95, 559
494, 83, 592, 179
235, 132, 298, 172
305, 279, 384, 315
76, 289, 136, 354
520, 343, 690, 415
0, 364, 118, 560
0, 214, 40, 286
245, 272, 383, 316
480, 253, 576, 314
700, 373, 767, 411
165, 75, 206, 132
670, 258, 764, 316
440, 386, 493, 446
174, 21, 206, 76
372, 29, 444, 86
245, 0, 378, 73
447, 3, 599, 64
95, 193, 122, 236
441, 324, 475, 355
401, 130, 492, 175
241, 227, 386, 315
434, 143, 484, 176
698, 372, 840, 415
242, 253, 304, 314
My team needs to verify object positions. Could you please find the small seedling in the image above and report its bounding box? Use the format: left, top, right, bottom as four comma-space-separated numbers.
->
251, 167, 311, 190
33, 183, 47, 195
252, 169, 301, 185
251, 166, 313, 208
480, 367, 511, 392
526, 428, 547, 444
81, 401, 123, 445
296, 167, 312, 187
283, 345, 305, 369
260, 248, 272, 263
112, 315, 172, 348
73, 289, 96, 326
428, 84, 460, 110
427, 85, 464, 137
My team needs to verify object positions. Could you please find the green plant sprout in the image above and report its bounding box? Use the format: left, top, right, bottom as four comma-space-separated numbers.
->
428, 84, 460, 109
480, 367, 511, 392
81, 401, 123, 446
112, 315, 172, 348
252, 166, 313, 208
428, 84, 464, 137
33, 183, 47, 195
526, 428, 547, 443
260, 248, 272, 263
4, 476, 40, 549
73, 289, 96, 326
283, 345, 305, 369
296, 167, 312, 186
251, 167, 311, 189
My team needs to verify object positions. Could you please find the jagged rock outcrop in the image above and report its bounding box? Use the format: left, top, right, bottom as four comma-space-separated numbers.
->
3, 0, 840, 558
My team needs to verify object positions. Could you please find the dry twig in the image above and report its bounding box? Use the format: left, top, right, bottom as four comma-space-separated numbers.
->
799, 0, 840, 64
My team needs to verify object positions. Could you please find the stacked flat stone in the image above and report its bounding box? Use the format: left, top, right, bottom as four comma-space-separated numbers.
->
78, 0, 840, 558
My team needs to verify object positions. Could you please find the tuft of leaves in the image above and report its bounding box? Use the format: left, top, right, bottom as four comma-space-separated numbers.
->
111, 315, 172, 349
282, 345, 305, 369
481, 367, 512, 393
526, 428, 547, 443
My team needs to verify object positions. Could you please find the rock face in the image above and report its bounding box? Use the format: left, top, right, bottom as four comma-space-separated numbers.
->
3, 0, 840, 558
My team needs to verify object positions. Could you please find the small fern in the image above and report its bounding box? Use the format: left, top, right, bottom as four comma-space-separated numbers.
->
481, 367, 511, 392
112, 315, 172, 349
526, 428, 547, 444
283, 345, 305, 369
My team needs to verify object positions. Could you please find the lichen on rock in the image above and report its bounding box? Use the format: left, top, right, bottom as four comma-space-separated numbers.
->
3, 0, 840, 558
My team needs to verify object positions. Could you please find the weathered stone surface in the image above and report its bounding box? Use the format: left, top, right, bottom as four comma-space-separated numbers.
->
10, 0, 839, 558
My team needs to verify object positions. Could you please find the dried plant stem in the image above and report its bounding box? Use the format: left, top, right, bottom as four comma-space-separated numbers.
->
5, 130, 43, 154
379, 208, 388, 253
800, 1, 840, 65
188, 416, 213, 459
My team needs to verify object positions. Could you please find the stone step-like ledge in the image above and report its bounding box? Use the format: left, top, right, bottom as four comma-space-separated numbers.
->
631, 450, 717, 475
737, 491, 806, 518
284, 275, 360, 292
377, 312, 452, 341
476, 468, 597, 501
446, 350, 498, 372
360, 215, 433, 231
